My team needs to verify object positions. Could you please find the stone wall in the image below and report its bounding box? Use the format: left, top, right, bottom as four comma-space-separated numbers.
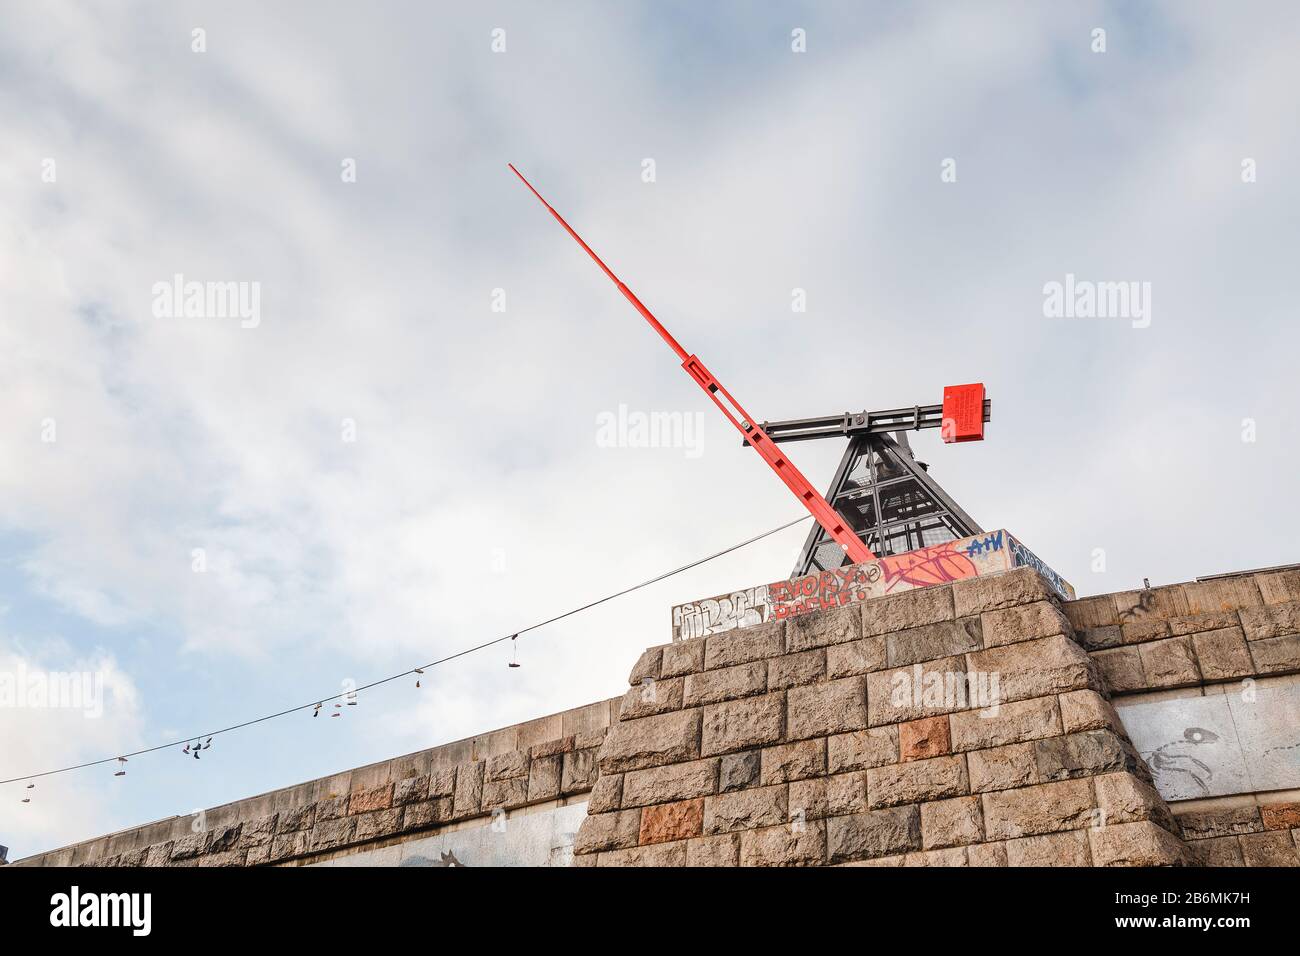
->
14, 697, 619, 867
573, 568, 1191, 866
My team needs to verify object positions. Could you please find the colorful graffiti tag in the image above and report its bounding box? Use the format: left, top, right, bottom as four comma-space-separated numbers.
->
670, 529, 1072, 641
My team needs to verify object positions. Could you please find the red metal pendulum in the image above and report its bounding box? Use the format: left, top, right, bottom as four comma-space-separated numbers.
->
507, 165, 875, 565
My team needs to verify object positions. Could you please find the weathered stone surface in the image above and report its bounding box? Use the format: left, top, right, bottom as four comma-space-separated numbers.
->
1093, 772, 1172, 830
900, 715, 951, 761
1091, 646, 1146, 693
1190, 627, 1254, 680
1033, 730, 1129, 782
599, 709, 702, 772
787, 676, 867, 740
954, 568, 1055, 617
719, 750, 760, 792
980, 600, 1072, 649
966, 635, 1098, 703
485, 750, 530, 782
1064, 595, 1118, 631
1059, 690, 1123, 735
1189, 835, 1244, 866
1249, 634, 1300, 673
704, 784, 787, 834
621, 758, 718, 807
867, 754, 968, 809
1137, 636, 1201, 687
1260, 802, 1300, 830
786, 605, 861, 652
826, 805, 921, 863
277, 804, 315, 832
310, 816, 357, 851
767, 648, 826, 689
920, 795, 983, 849
639, 798, 704, 845
825, 637, 887, 678
393, 775, 429, 806
686, 832, 740, 866
661, 639, 705, 677
740, 820, 827, 866
1005, 830, 1091, 866
981, 779, 1094, 840
701, 693, 784, 756
967, 841, 1008, 866
967, 742, 1037, 793
529, 735, 574, 759
862, 586, 955, 637
1113, 585, 1189, 626
1239, 602, 1300, 641
949, 696, 1060, 752
684, 662, 766, 707
618, 677, 685, 719
903, 847, 968, 866
562, 748, 599, 793
1088, 820, 1192, 866
349, 783, 393, 815
526, 753, 562, 801
428, 767, 457, 797
402, 797, 453, 830
169, 833, 210, 860
1120, 617, 1171, 644
453, 761, 484, 818
266, 831, 307, 862
790, 771, 869, 820
828, 727, 899, 773
628, 646, 663, 685
353, 808, 401, 842
866, 655, 967, 725
885, 618, 982, 667
1175, 805, 1262, 840
1181, 577, 1262, 614
760, 739, 826, 785
1257, 569, 1300, 605
1238, 831, 1299, 866
588, 773, 624, 813
704, 621, 784, 668
197, 849, 247, 868
597, 840, 688, 866
573, 809, 641, 855
1077, 626, 1122, 650
483, 776, 530, 811
1168, 610, 1240, 637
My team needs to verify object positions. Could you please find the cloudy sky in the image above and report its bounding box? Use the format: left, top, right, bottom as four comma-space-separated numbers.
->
2, 1, 1297, 860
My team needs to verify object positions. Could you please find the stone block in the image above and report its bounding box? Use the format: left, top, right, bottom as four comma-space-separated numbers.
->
980, 779, 1094, 840
980, 601, 1072, 648
1091, 646, 1146, 693
453, 761, 484, 818
1168, 610, 1240, 637
920, 795, 983, 849
684, 662, 766, 707
767, 648, 826, 689
954, 568, 1055, 617
904, 847, 968, 866
1113, 585, 1189, 626
867, 754, 968, 809
686, 832, 740, 866
828, 727, 899, 773
787, 675, 867, 740
639, 798, 704, 845
661, 639, 705, 677
866, 655, 968, 725
740, 820, 827, 866
1180, 577, 1262, 615
1190, 835, 1244, 866
402, 798, 453, 830
310, 816, 356, 851
619, 677, 685, 719
701, 693, 784, 756
1063, 595, 1118, 631
1088, 820, 1192, 866
825, 637, 887, 678
949, 696, 1061, 752
1176, 805, 1262, 840
526, 753, 562, 801
1239, 602, 1300, 641
621, 758, 719, 807
588, 773, 624, 813
885, 618, 982, 667
704, 621, 784, 668
719, 750, 760, 793
1033, 730, 1130, 782
529, 735, 575, 759
760, 739, 827, 785
1260, 802, 1300, 830
862, 586, 955, 637
1077, 626, 1121, 650
1190, 627, 1253, 680
597, 841, 688, 866
826, 805, 922, 863
968, 742, 1038, 793
599, 708, 702, 773
1136, 636, 1201, 688
1257, 569, 1300, 605
1249, 634, 1300, 674
785, 605, 861, 652
1239, 830, 1299, 866
428, 767, 457, 797
967, 842, 1008, 866
628, 646, 662, 685
1059, 690, 1123, 735
1005, 830, 1091, 866
482, 777, 529, 811
485, 750, 530, 782
561, 747, 599, 793
573, 809, 641, 855
704, 784, 787, 834
899, 715, 952, 761
353, 808, 401, 843
1094, 772, 1174, 830
393, 775, 429, 806
348, 783, 393, 815
965, 635, 1098, 703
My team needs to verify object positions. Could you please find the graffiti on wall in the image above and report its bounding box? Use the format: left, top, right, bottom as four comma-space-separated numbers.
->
1116, 678, 1300, 802
1007, 533, 1075, 601
670, 528, 1071, 641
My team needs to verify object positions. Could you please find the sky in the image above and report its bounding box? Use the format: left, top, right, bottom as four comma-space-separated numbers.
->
1, 0, 1298, 860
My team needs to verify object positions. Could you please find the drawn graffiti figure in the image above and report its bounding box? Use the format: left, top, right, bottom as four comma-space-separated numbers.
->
1145, 726, 1220, 796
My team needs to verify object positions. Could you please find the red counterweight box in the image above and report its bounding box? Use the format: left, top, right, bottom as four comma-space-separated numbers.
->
941, 383, 986, 443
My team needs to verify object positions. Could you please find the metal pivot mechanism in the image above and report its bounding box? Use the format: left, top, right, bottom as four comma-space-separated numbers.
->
508, 164, 876, 564
755, 394, 992, 577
